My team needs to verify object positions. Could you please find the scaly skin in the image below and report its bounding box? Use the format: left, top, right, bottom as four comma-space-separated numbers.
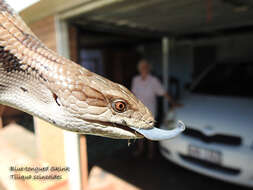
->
0, 0, 154, 139
0, 0, 185, 140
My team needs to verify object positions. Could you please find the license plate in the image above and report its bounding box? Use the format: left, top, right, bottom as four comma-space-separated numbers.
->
188, 145, 222, 165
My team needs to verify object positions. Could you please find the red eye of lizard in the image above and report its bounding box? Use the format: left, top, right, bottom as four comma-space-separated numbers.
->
112, 100, 127, 113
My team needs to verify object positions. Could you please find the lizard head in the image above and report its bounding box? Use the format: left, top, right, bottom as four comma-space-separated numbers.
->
51, 65, 185, 140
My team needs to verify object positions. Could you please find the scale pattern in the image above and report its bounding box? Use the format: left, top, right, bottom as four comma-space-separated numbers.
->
0, 0, 155, 139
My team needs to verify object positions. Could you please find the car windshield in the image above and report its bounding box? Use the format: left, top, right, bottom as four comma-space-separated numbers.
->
192, 62, 253, 97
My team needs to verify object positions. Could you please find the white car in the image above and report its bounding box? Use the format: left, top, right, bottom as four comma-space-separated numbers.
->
159, 62, 253, 187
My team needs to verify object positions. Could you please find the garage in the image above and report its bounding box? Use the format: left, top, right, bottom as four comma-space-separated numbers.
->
0, 0, 252, 189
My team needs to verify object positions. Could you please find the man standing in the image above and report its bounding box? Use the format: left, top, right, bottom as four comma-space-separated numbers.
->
131, 59, 176, 158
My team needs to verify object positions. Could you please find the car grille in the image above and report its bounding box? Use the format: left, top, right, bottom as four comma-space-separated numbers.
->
179, 154, 240, 175
183, 127, 242, 146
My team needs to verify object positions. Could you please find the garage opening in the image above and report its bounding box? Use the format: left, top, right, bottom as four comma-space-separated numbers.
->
67, 23, 171, 163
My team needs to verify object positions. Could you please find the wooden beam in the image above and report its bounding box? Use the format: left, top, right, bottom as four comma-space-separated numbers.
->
59, 0, 124, 20
0, 105, 5, 129
80, 136, 88, 189
20, 0, 92, 24
20, 0, 124, 24
83, 0, 166, 18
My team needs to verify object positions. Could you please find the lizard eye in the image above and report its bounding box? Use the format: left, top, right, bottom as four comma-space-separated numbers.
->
112, 100, 127, 113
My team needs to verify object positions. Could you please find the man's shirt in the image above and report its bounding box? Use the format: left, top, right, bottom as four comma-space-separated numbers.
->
131, 75, 165, 116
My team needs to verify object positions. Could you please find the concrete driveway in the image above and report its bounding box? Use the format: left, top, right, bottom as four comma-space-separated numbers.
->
88, 145, 251, 190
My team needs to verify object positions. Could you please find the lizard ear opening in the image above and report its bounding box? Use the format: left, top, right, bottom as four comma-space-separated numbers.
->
53, 93, 61, 106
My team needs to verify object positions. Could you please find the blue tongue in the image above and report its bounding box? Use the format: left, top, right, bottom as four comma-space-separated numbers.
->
130, 120, 185, 141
